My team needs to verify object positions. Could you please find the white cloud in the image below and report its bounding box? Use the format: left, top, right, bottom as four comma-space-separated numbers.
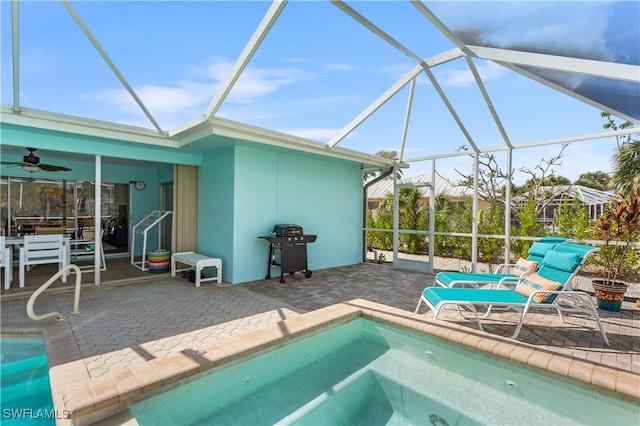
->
437, 61, 508, 88
190, 56, 307, 104
430, 2, 615, 62
82, 56, 311, 128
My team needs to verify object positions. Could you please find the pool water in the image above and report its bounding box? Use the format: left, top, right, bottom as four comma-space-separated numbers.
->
1, 338, 55, 426
131, 319, 639, 425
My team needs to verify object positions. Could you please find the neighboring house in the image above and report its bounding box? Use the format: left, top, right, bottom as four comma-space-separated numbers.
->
512, 185, 619, 227
366, 174, 493, 213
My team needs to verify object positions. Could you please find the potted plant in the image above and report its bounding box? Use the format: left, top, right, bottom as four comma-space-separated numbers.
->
590, 194, 640, 311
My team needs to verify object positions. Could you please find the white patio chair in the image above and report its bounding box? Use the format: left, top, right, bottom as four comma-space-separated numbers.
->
70, 228, 107, 272
0, 236, 12, 290
19, 234, 68, 288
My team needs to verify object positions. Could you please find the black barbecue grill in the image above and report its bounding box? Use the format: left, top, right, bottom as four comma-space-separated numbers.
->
259, 224, 317, 283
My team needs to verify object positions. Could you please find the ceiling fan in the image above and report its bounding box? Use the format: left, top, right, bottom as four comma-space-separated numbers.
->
1, 147, 71, 172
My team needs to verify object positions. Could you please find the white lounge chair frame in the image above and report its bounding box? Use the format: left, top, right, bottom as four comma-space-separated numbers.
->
416, 244, 609, 345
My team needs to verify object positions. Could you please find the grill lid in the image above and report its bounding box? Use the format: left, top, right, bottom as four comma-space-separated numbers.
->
273, 224, 303, 236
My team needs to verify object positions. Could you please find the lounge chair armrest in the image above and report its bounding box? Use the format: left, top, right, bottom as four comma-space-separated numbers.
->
493, 263, 515, 274
494, 276, 523, 289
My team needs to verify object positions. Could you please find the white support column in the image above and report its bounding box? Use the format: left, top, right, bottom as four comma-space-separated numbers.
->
472, 152, 479, 272
399, 78, 416, 162
94, 155, 101, 286
504, 147, 513, 264
392, 167, 399, 267
429, 159, 436, 274
11, 1, 19, 113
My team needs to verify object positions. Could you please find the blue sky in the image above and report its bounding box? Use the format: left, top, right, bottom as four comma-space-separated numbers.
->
1, 1, 638, 184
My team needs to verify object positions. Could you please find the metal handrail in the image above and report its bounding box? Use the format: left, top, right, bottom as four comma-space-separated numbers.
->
27, 264, 82, 321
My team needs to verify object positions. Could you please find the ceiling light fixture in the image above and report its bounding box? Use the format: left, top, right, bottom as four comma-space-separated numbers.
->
22, 163, 41, 172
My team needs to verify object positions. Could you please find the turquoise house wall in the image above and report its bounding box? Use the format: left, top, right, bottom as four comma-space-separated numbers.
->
233, 147, 279, 283
197, 146, 235, 281
3, 124, 365, 280
219, 145, 362, 284
274, 152, 362, 269
157, 165, 174, 184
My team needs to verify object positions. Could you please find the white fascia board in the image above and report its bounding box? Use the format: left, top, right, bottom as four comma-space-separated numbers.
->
470, 46, 640, 83
0, 105, 176, 147
195, 116, 395, 168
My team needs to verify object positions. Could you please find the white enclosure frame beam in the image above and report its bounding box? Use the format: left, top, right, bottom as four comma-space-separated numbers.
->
499, 60, 638, 125
470, 46, 640, 83
11, 1, 19, 113
412, 1, 512, 149
404, 127, 640, 164
61, 1, 164, 134
326, 65, 422, 148
204, 0, 287, 122
399, 79, 416, 162
331, 1, 423, 64
329, 1, 480, 152
422, 66, 480, 152
465, 56, 513, 148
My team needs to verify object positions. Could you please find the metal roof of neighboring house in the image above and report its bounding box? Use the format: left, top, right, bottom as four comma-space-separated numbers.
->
513, 185, 618, 206
366, 173, 473, 200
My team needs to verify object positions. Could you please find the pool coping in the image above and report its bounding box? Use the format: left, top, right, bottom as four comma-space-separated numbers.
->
3, 299, 639, 425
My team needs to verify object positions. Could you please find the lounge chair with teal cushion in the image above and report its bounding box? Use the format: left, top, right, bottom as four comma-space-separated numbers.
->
416, 243, 609, 345
434, 237, 567, 288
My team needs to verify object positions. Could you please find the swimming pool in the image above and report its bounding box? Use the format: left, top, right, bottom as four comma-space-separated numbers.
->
0, 336, 55, 426
130, 318, 639, 425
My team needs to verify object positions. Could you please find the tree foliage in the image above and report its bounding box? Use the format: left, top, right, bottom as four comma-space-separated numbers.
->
555, 198, 591, 239
573, 171, 611, 191
602, 112, 639, 197
611, 140, 640, 197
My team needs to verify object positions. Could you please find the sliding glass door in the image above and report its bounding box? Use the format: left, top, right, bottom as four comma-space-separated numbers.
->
0, 176, 130, 253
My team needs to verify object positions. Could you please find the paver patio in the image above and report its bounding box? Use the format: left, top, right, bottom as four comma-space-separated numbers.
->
1, 259, 638, 424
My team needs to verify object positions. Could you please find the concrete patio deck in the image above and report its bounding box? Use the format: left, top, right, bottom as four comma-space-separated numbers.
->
1, 258, 639, 424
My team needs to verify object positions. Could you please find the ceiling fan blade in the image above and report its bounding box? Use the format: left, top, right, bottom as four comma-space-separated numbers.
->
39, 163, 72, 172
0, 161, 24, 166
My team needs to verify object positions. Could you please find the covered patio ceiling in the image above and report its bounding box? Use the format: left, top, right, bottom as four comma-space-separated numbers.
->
1, 1, 638, 173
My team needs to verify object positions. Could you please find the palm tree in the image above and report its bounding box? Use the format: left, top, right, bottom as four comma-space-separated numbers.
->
602, 112, 639, 197
611, 139, 640, 196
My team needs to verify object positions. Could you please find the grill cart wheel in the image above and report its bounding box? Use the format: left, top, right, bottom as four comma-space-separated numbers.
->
305, 270, 312, 278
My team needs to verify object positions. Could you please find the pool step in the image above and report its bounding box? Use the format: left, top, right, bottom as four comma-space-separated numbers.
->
1, 374, 52, 407
0, 354, 48, 376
